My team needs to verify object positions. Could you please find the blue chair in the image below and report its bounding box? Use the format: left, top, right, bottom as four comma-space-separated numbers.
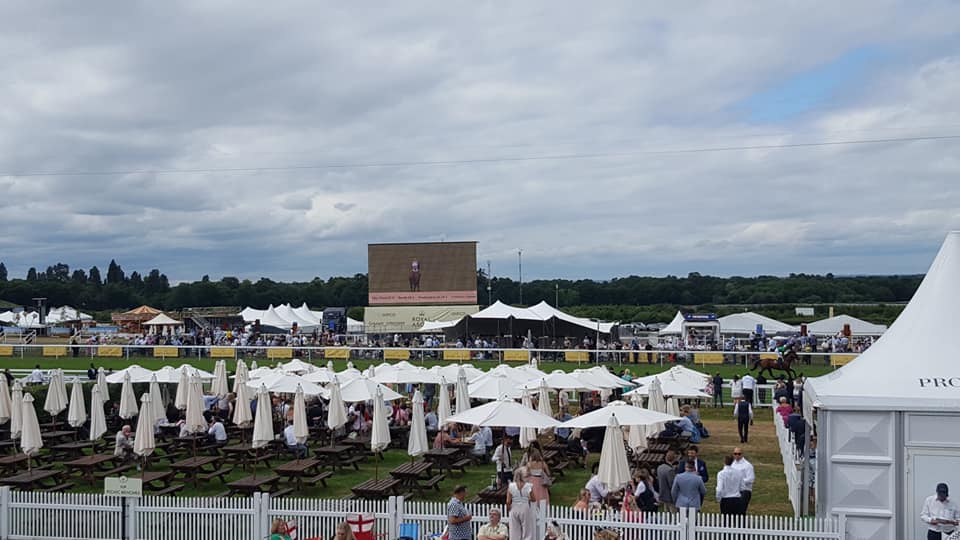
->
398, 522, 419, 540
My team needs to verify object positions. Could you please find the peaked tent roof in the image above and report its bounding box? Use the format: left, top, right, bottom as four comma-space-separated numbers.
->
718, 312, 797, 335
658, 311, 685, 335
420, 301, 616, 334
528, 301, 616, 334
143, 313, 183, 326
805, 314, 887, 336
807, 232, 960, 412
125, 305, 162, 316
45, 306, 93, 324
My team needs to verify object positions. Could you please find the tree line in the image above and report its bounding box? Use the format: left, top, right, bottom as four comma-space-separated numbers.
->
0, 260, 920, 325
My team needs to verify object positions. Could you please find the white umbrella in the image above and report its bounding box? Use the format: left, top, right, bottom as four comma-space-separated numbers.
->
0, 375, 11, 424
96, 368, 108, 399
134, 393, 156, 458
562, 400, 681, 428
520, 370, 601, 392
666, 365, 711, 390
520, 391, 536, 449
251, 385, 274, 450
245, 371, 328, 398
301, 367, 336, 384
514, 363, 547, 380
10, 381, 22, 440
293, 385, 309, 445
666, 397, 680, 417
339, 377, 403, 403
407, 390, 429, 458
174, 367, 189, 409
184, 376, 207, 435
118, 372, 139, 420
468, 364, 529, 385
431, 363, 484, 382
374, 366, 439, 385
597, 416, 631, 490
250, 360, 259, 370
537, 382, 553, 434
646, 378, 668, 437
20, 394, 43, 458
281, 359, 315, 375
573, 366, 636, 389
211, 360, 229, 398
337, 365, 362, 383
327, 375, 348, 432
233, 359, 249, 393
437, 377, 452, 427
44, 369, 68, 418
625, 376, 710, 399
89, 385, 107, 442
454, 368, 471, 415
370, 388, 391, 453
468, 373, 522, 400
149, 375, 165, 426
175, 364, 214, 380
233, 381, 253, 428
446, 397, 561, 429
105, 364, 156, 384
67, 378, 87, 428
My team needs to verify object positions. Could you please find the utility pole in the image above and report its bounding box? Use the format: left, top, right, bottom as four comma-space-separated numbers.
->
518, 249, 523, 305
486, 260, 492, 305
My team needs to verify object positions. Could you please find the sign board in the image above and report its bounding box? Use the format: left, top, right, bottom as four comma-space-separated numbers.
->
368, 241, 478, 305
104, 476, 142, 498
364, 305, 479, 334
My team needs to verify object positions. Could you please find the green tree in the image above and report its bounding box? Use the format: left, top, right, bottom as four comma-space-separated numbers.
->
88, 266, 102, 286
26, 267, 38, 281
0, 262, 6, 281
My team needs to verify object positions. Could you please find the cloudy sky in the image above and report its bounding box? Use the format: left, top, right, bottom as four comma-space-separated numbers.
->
2, 2, 959, 283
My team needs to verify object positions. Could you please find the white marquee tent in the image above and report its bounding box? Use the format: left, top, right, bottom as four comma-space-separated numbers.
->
804, 314, 887, 336
717, 312, 797, 335
240, 303, 363, 333
806, 232, 960, 540
419, 300, 616, 336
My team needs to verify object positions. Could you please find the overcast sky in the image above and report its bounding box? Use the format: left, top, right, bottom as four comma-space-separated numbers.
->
2, 2, 959, 283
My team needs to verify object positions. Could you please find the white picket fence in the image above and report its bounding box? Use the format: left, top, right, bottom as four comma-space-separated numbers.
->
772, 405, 805, 517
0, 489, 843, 540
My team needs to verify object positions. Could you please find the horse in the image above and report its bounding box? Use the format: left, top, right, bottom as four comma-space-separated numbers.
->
751, 348, 798, 380
408, 261, 421, 292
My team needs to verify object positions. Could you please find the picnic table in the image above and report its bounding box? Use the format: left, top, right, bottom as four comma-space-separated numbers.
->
51, 441, 98, 459
225, 474, 281, 497
273, 458, 331, 492
221, 443, 272, 471
0, 440, 17, 455
341, 437, 381, 459
170, 456, 228, 488
0, 454, 40, 474
350, 477, 402, 500
64, 454, 119, 486
389, 460, 443, 497
424, 448, 460, 473
40, 430, 76, 444
474, 485, 507, 505
1, 469, 65, 491
314, 445, 355, 470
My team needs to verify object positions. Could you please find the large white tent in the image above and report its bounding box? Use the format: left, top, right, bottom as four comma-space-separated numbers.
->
804, 314, 887, 336
420, 300, 616, 336
240, 303, 363, 333
658, 311, 685, 335
718, 312, 797, 335
806, 232, 960, 540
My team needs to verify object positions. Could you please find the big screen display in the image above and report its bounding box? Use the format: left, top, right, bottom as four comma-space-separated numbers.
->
368, 241, 477, 305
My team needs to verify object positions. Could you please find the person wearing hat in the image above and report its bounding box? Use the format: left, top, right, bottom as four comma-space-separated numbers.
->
922, 483, 960, 539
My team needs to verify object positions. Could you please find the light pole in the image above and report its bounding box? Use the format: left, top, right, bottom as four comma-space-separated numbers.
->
518, 249, 523, 305
486, 260, 492, 305
555, 282, 559, 307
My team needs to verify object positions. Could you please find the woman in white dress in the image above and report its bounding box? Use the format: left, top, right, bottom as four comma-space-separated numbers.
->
506, 467, 538, 540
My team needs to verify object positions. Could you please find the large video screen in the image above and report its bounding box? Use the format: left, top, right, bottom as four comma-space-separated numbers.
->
368, 241, 477, 305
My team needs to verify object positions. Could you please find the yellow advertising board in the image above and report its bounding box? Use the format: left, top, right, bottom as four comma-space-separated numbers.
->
695, 353, 724, 365
153, 347, 180, 358
0, 345, 12, 357
210, 347, 236, 359
831, 354, 857, 367
565, 351, 589, 363
324, 348, 350, 360
443, 349, 471, 362
267, 347, 294, 360
503, 350, 530, 362
43, 346, 67, 357
384, 349, 410, 361
98, 346, 124, 358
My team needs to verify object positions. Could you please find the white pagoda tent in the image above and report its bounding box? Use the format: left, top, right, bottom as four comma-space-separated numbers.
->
804, 314, 886, 337
718, 312, 797, 335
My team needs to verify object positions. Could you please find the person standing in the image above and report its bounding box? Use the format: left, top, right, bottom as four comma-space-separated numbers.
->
733, 397, 754, 443
506, 468, 537, 540
715, 455, 744, 515
492, 436, 514, 488
712, 373, 723, 408
741, 373, 756, 406
657, 450, 679, 512
447, 485, 474, 540
671, 460, 706, 512
921, 483, 959, 539
730, 375, 743, 402
675, 446, 709, 485
731, 447, 755, 513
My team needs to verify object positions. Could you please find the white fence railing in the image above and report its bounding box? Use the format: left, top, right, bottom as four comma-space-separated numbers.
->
773, 405, 805, 517
0, 488, 843, 540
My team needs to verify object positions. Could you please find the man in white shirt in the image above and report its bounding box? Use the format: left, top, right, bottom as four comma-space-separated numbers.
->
585, 474, 610, 504
469, 425, 493, 462
741, 373, 756, 405
730, 375, 743, 401
492, 435, 514, 487
207, 417, 228, 447
25, 365, 44, 384
922, 483, 960, 539
283, 421, 308, 458
114, 425, 135, 462
731, 447, 755, 513
715, 455, 744, 515
424, 406, 438, 432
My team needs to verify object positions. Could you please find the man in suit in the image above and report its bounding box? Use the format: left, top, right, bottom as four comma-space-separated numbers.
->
672, 460, 706, 512
676, 445, 709, 484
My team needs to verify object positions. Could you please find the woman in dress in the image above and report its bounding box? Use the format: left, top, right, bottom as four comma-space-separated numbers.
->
506, 467, 538, 540
523, 448, 551, 505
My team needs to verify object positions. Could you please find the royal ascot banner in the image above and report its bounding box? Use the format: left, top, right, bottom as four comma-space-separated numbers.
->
443, 349, 471, 362
695, 352, 724, 365
0, 345, 12, 357
153, 347, 180, 358
98, 346, 123, 357
363, 305, 479, 334
831, 354, 857, 366
384, 349, 411, 361
43, 346, 67, 357
503, 350, 530, 362
565, 351, 589, 363
324, 348, 350, 360
266, 347, 294, 360
210, 347, 236, 359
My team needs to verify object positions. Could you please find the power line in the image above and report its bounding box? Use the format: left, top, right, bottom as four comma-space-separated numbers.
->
2, 133, 958, 178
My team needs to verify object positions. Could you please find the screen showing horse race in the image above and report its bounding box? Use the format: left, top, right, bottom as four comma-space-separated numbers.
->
367, 241, 478, 305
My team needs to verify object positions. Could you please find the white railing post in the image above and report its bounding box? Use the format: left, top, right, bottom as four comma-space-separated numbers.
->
686, 507, 696, 540
389, 496, 401, 540
256, 493, 270, 540
837, 512, 846, 539
0, 486, 10, 540
125, 497, 137, 540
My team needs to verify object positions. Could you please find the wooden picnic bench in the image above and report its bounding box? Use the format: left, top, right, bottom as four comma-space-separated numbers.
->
273, 458, 332, 492
0, 469, 65, 491
221, 443, 272, 471
64, 454, 119, 486
225, 474, 281, 497
389, 460, 444, 497
350, 478, 403, 500
170, 456, 225, 488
